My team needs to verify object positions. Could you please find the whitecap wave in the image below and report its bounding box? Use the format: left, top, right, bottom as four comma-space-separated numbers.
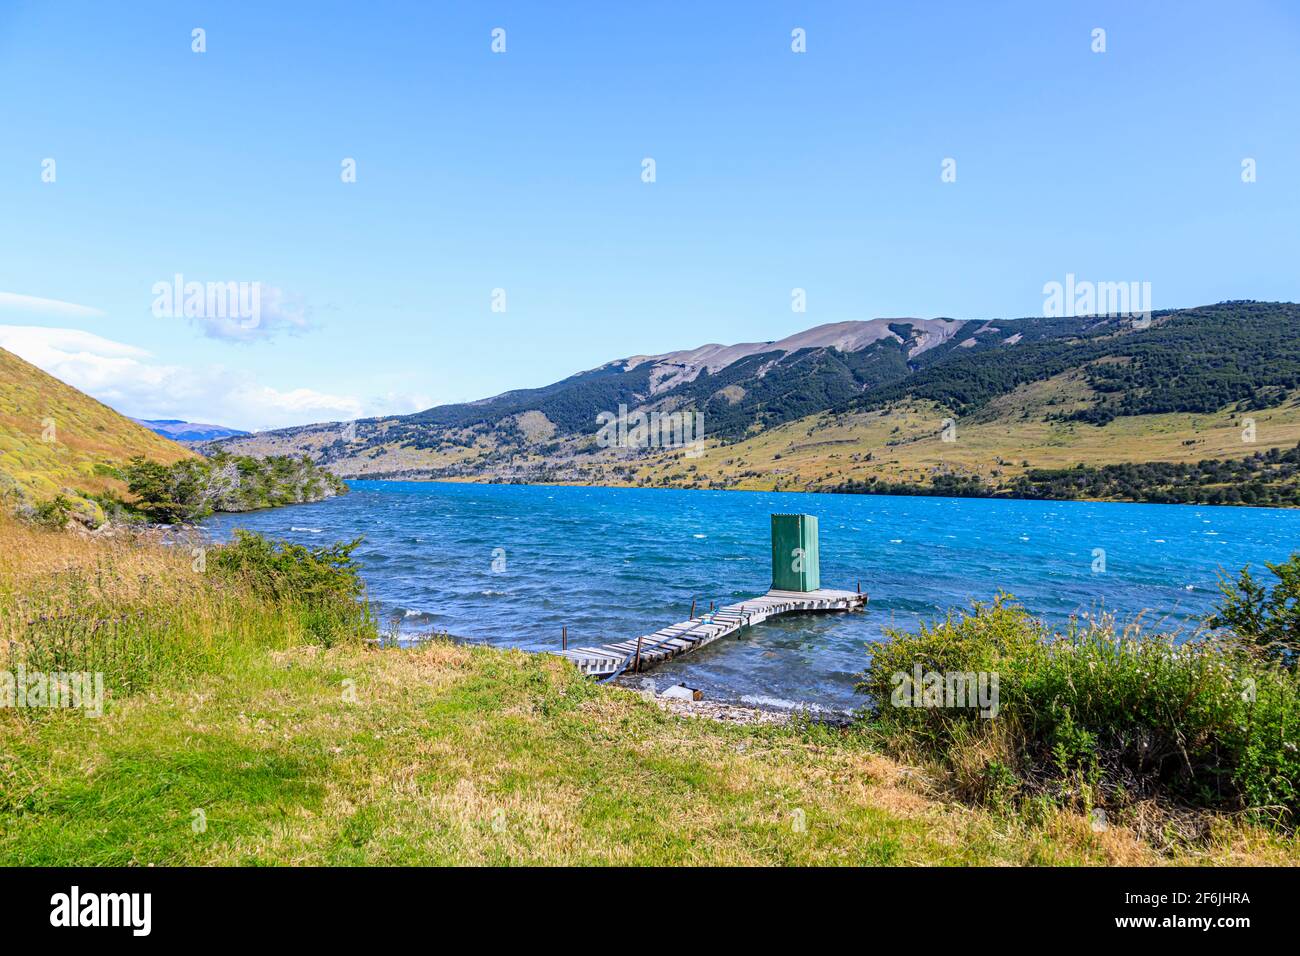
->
740, 694, 836, 714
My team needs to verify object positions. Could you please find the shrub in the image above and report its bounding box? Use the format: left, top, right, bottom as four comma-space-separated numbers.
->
858, 596, 1300, 824
123, 456, 212, 523
208, 530, 375, 646
1208, 554, 1300, 668
83, 490, 146, 526
0, 518, 377, 704
32, 495, 74, 529
121, 454, 345, 522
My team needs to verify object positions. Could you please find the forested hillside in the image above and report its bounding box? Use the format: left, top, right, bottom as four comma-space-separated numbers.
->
205, 302, 1300, 505
855, 302, 1300, 423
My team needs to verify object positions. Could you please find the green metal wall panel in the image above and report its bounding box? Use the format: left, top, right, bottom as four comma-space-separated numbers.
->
770, 513, 820, 591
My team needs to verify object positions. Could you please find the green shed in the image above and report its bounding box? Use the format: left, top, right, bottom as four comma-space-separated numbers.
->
770, 513, 820, 592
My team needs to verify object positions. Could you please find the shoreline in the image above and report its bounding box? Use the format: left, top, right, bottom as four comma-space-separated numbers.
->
403, 630, 848, 724
612, 674, 857, 726
335, 475, 1300, 510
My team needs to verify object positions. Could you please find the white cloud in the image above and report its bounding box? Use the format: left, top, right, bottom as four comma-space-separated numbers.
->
0, 324, 369, 431
0, 325, 149, 362
370, 389, 434, 416
0, 292, 105, 320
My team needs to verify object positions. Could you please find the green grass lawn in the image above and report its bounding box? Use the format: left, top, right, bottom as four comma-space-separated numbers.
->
4, 637, 1296, 866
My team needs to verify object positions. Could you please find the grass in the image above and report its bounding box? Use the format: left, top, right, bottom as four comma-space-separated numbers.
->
1, 516, 1297, 865
629, 387, 1300, 494
0, 345, 192, 515
0, 519, 370, 698
858, 597, 1300, 843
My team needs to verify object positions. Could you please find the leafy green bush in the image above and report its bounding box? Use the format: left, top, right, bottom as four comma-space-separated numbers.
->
32, 495, 74, 529
1208, 554, 1300, 667
858, 597, 1300, 824
122, 454, 346, 523
209, 530, 375, 646
82, 489, 146, 526
123, 456, 213, 523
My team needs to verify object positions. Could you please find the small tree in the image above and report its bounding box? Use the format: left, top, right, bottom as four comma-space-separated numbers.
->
123, 457, 213, 523
1209, 554, 1300, 668
34, 494, 74, 529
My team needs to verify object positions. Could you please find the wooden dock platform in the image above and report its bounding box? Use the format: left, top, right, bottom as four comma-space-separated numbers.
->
555, 588, 867, 678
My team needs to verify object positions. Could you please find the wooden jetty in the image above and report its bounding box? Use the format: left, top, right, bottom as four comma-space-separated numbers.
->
555, 586, 867, 678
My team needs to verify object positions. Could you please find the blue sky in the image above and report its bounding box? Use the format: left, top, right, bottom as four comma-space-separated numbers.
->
1, 0, 1298, 429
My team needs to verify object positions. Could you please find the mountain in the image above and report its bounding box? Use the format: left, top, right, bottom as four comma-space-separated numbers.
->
206, 302, 1300, 503
0, 346, 194, 518
134, 418, 250, 442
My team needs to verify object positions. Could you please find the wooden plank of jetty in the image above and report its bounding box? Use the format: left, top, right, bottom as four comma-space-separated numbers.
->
555, 587, 867, 678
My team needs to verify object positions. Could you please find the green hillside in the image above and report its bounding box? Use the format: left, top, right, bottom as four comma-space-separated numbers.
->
0, 345, 194, 515
207, 302, 1300, 505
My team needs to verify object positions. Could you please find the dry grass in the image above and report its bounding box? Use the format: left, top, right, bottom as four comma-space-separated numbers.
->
0, 516, 365, 705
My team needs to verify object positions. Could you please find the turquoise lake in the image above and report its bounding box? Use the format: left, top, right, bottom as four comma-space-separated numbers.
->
205, 481, 1300, 712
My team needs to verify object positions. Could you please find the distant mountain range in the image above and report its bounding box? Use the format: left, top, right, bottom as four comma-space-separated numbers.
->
134, 419, 250, 442
205, 301, 1300, 502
